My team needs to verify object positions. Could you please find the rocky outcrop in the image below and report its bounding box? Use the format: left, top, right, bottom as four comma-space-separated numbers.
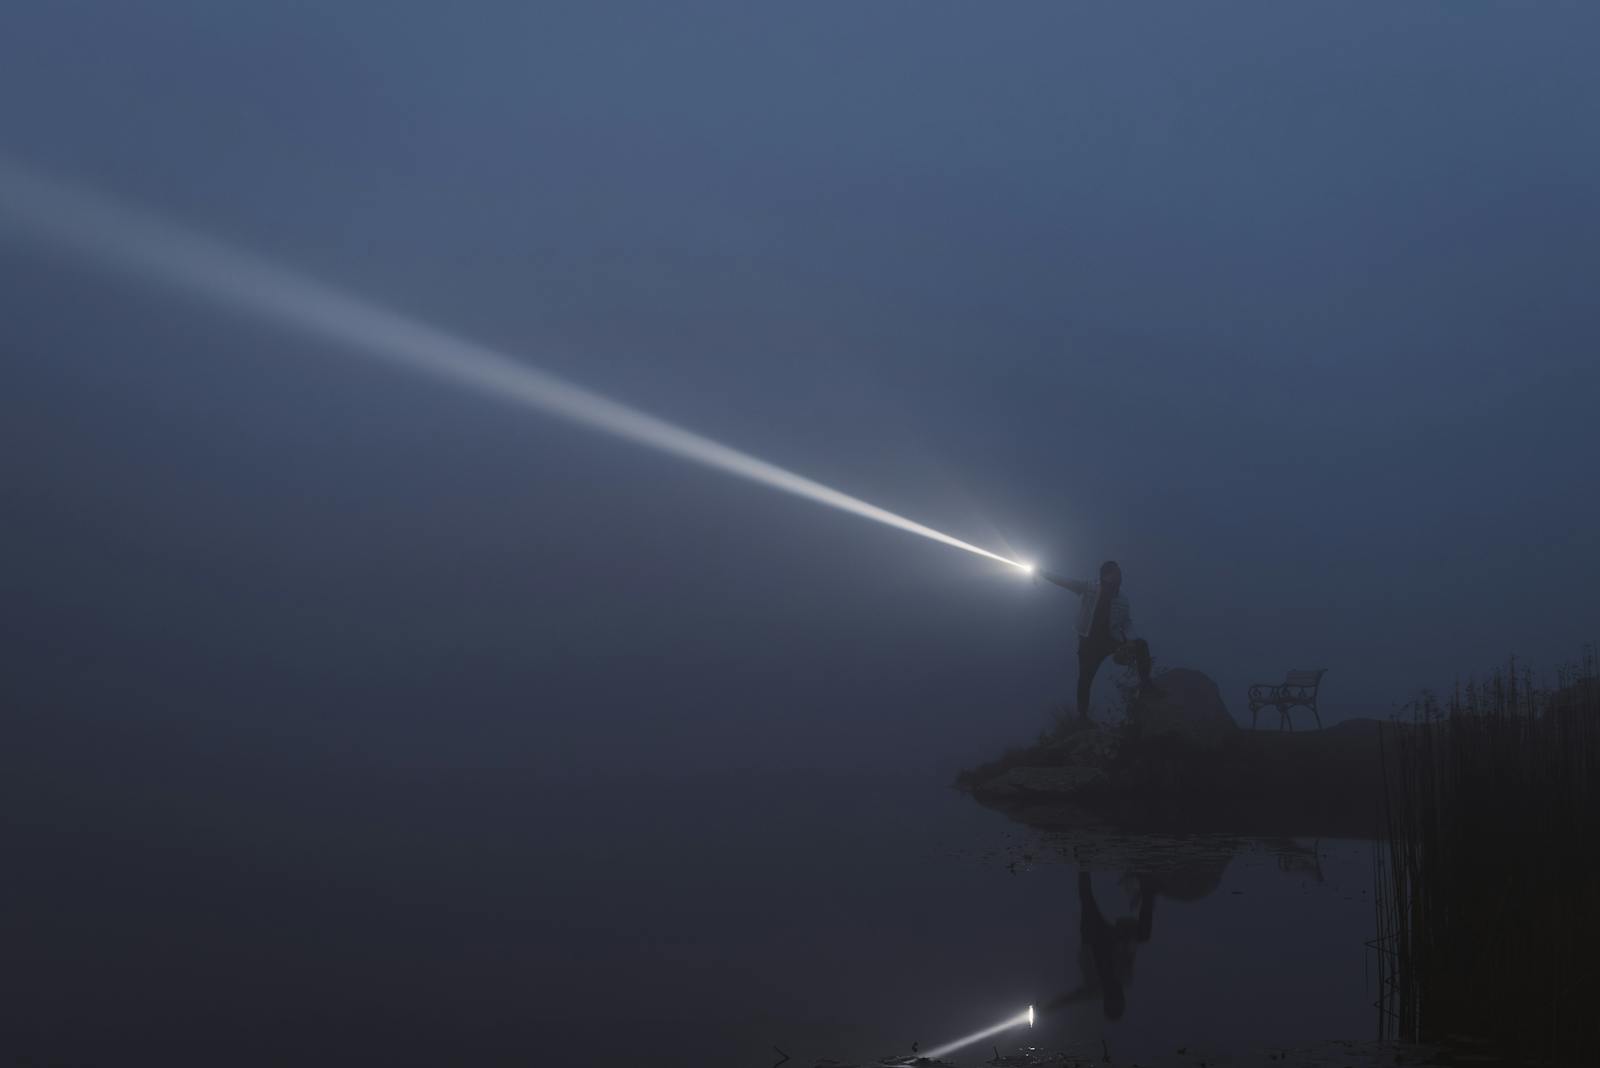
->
1034, 724, 1122, 767
958, 669, 1391, 836
983, 764, 1110, 799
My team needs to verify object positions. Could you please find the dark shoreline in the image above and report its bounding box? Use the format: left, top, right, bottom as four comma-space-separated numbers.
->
956, 716, 1392, 840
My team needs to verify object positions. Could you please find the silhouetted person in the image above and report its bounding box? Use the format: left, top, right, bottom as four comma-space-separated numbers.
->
1038, 560, 1162, 722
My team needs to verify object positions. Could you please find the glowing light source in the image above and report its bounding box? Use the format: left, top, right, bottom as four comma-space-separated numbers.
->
0, 158, 1032, 574
921, 1005, 1035, 1061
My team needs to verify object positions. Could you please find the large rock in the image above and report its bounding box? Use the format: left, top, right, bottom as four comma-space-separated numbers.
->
1129, 668, 1238, 746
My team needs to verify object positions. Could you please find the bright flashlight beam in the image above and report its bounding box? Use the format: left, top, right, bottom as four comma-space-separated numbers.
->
922, 1006, 1034, 1061
0, 159, 1028, 574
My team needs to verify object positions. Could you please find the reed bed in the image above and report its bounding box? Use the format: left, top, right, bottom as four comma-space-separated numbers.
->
1374, 645, 1599, 1062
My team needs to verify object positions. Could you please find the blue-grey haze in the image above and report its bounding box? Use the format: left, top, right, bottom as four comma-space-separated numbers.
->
4, 3, 1598, 777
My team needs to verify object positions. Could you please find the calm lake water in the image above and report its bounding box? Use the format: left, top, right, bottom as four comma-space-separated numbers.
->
6, 764, 1380, 1065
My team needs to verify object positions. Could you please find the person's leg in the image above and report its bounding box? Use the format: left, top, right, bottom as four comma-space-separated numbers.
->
1078, 871, 1106, 935
1136, 875, 1156, 941
1077, 872, 1126, 1021
1077, 638, 1110, 721
1115, 638, 1163, 696
1129, 638, 1153, 687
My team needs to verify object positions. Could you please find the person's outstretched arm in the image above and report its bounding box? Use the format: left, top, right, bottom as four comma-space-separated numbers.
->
1039, 570, 1089, 595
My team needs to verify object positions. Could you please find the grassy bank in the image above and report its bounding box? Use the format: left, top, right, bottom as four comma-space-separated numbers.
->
1374, 646, 1599, 1062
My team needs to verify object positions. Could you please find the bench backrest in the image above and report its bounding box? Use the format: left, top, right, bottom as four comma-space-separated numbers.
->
1286, 668, 1326, 689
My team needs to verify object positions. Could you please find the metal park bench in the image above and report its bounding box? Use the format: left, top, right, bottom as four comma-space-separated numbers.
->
1248, 668, 1327, 730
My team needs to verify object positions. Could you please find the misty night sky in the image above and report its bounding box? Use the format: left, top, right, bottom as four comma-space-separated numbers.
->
4, 3, 1598, 779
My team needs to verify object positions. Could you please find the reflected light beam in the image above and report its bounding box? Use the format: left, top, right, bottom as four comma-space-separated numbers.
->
922, 1005, 1034, 1061
0, 159, 1029, 573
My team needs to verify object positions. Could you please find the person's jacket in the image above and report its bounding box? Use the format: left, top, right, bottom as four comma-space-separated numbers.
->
1040, 572, 1135, 644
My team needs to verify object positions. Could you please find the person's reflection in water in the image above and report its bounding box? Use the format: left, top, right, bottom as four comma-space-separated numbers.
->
1040, 855, 1232, 1027
1042, 872, 1148, 1021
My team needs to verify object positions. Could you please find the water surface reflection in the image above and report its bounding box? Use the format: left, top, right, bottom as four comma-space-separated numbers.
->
6, 766, 1377, 1067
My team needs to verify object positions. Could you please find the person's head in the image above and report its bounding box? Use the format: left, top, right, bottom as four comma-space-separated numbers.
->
1099, 560, 1122, 591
